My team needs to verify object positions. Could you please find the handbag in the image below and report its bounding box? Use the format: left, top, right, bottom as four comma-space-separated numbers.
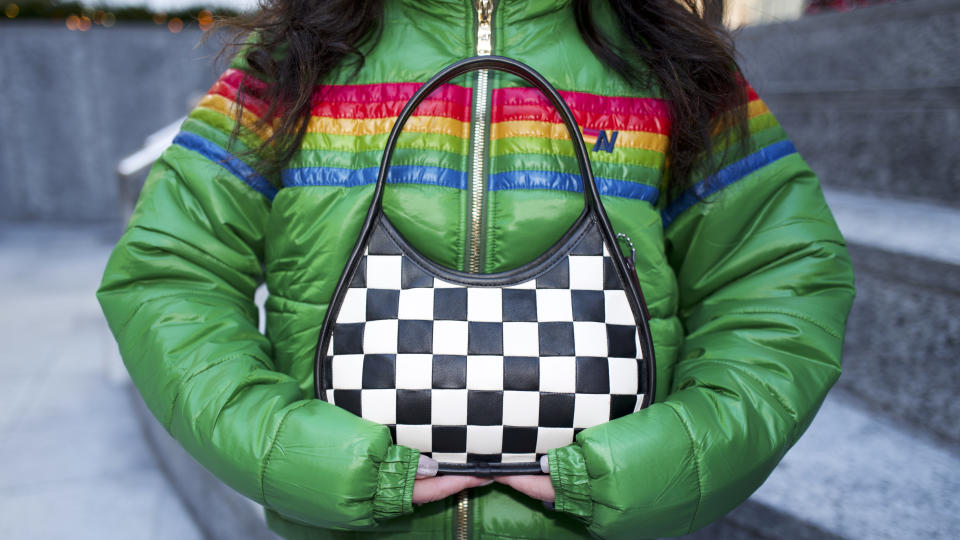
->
314, 56, 655, 476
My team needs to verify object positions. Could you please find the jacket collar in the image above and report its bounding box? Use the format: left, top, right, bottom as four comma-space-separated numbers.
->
399, 0, 571, 18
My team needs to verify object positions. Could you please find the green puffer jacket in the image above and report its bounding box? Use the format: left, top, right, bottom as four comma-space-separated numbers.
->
97, 0, 855, 538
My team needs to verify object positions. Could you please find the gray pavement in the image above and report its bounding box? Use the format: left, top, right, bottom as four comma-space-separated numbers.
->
2, 223, 957, 539
0, 224, 203, 540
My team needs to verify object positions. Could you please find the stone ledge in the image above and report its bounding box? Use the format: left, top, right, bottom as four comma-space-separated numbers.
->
826, 188, 960, 267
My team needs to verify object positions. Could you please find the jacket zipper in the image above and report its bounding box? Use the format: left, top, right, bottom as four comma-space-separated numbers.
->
465, 0, 494, 273
455, 2, 495, 538
456, 489, 470, 540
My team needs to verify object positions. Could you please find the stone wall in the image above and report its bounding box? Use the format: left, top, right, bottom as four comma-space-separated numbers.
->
2, 3, 957, 221
0, 23, 221, 223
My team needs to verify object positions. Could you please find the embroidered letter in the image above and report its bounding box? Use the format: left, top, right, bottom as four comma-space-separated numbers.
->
582, 128, 619, 153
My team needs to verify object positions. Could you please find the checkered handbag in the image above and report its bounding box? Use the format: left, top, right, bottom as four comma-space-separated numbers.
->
314, 56, 655, 476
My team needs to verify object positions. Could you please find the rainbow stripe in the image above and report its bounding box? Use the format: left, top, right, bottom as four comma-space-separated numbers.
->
172, 132, 278, 199
661, 140, 797, 227
174, 68, 791, 211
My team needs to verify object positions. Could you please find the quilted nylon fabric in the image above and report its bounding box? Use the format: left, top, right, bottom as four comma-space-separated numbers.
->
97, 0, 856, 538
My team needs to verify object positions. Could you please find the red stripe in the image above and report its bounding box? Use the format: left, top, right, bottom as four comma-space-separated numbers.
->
220, 69, 270, 95
213, 71, 473, 121
315, 82, 471, 104
212, 70, 766, 131
491, 87, 671, 134
311, 83, 471, 121
311, 97, 470, 121
735, 73, 761, 102
208, 79, 270, 118
220, 70, 473, 105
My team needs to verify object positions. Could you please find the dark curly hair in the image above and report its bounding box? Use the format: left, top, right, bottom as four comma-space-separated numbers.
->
217, 0, 748, 201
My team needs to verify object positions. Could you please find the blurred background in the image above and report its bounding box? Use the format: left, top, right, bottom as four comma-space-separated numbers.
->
1, 0, 957, 538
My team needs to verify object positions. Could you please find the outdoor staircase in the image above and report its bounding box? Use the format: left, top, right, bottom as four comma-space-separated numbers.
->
682, 1, 960, 538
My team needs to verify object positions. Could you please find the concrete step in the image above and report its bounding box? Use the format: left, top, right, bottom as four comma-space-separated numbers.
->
722, 391, 958, 539
683, 391, 959, 540
735, 0, 960, 207
824, 188, 960, 266
824, 188, 960, 445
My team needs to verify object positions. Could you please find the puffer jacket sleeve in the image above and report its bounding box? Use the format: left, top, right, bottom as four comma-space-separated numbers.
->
548, 86, 856, 538
97, 64, 419, 530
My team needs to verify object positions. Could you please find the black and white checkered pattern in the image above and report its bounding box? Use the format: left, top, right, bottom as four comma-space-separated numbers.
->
324, 221, 645, 464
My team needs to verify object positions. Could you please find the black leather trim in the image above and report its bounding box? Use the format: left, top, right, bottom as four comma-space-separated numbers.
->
313, 210, 374, 401
437, 462, 545, 476
313, 56, 658, 462
368, 56, 603, 218
380, 212, 593, 287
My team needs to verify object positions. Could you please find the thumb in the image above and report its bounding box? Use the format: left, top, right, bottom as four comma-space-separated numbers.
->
461, 475, 495, 488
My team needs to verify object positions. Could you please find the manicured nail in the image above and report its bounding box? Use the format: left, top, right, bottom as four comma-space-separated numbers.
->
479, 479, 495, 486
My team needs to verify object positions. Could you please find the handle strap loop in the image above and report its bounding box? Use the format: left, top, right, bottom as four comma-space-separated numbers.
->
368, 56, 600, 215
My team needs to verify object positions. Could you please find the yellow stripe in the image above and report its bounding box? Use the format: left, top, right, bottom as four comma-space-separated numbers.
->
748, 99, 770, 119
196, 94, 273, 140
711, 99, 775, 136
305, 115, 469, 139
491, 121, 668, 153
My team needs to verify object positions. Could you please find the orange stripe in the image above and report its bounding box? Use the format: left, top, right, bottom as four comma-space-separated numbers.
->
305, 115, 469, 138
491, 121, 668, 153
196, 94, 273, 140
711, 99, 773, 136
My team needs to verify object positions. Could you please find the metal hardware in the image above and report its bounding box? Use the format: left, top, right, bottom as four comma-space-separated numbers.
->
616, 232, 636, 265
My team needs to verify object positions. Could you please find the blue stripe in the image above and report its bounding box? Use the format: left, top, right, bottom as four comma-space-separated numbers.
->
173, 132, 278, 200
282, 165, 468, 190
488, 170, 659, 202
661, 140, 798, 228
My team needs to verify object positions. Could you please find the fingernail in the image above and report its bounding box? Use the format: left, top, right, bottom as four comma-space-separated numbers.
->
417, 455, 439, 477
479, 479, 494, 486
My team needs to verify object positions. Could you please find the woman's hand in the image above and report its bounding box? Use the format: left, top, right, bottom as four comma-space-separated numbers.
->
410, 455, 555, 505
412, 455, 492, 505
493, 475, 555, 503
412, 475, 493, 505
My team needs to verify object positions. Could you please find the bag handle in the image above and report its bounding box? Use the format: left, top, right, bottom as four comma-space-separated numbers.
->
367, 55, 601, 215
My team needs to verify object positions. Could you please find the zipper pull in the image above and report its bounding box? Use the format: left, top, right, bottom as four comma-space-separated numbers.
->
476, 1, 493, 55
616, 232, 637, 271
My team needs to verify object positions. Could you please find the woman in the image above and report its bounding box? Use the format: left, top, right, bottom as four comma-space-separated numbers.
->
97, 0, 856, 538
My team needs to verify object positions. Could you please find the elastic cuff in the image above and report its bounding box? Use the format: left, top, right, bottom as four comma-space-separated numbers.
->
372, 445, 420, 521
548, 445, 593, 524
